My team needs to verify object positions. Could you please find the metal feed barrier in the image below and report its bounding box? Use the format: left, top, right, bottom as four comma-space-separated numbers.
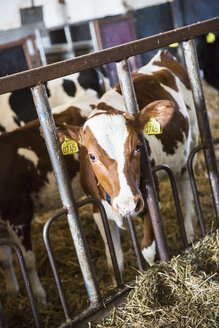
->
0, 17, 218, 327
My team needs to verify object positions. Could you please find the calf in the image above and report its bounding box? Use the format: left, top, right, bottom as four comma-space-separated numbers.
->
0, 67, 110, 132
0, 101, 96, 305
57, 50, 198, 273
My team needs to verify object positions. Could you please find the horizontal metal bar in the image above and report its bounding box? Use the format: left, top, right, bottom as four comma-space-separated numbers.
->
0, 17, 218, 95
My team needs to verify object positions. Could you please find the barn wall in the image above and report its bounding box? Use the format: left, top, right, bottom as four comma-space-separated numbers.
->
0, 0, 166, 31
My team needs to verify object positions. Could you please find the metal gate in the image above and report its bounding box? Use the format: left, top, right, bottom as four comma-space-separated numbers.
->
0, 17, 218, 328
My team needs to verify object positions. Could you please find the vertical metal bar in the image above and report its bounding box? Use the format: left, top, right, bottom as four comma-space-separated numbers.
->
64, 25, 75, 58
43, 208, 71, 320
35, 29, 47, 66
77, 198, 123, 287
126, 215, 144, 272
0, 240, 41, 328
116, 59, 170, 262
168, 0, 186, 65
183, 40, 219, 224
31, 84, 102, 307
153, 165, 189, 248
89, 21, 99, 52
188, 145, 206, 236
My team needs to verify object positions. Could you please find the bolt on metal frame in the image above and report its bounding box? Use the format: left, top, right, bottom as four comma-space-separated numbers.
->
0, 17, 218, 326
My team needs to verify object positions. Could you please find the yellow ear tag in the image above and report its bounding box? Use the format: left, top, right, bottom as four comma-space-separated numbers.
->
61, 136, 79, 155
169, 42, 179, 48
144, 117, 163, 135
206, 32, 215, 43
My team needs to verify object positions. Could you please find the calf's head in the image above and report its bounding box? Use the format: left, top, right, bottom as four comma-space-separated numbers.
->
57, 100, 175, 217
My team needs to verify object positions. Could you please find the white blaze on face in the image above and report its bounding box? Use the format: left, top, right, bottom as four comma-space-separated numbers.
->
84, 113, 137, 216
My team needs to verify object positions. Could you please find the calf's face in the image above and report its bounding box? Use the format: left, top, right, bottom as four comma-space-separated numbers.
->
57, 100, 175, 217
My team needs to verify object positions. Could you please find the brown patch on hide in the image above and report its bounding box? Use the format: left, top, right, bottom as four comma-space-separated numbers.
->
153, 50, 191, 90
156, 111, 189, 155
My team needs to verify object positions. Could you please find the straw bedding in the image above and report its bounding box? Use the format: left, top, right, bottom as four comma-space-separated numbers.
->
0, 80, 218, 327
96, 230, 219, 328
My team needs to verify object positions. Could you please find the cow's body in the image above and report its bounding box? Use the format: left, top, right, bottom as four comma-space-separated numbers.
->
0, 68, 109, 132
58, 50, 198, 273
0, 101, 96, 304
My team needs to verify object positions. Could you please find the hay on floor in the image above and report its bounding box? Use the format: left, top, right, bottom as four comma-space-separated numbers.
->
96, 230, 219, 328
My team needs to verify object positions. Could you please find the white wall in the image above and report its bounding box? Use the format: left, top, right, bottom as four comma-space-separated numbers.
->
0, 0, 166, 31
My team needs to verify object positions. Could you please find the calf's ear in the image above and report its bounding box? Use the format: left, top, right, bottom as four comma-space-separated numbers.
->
55, 123, 82, 144
135, 100, 175, 130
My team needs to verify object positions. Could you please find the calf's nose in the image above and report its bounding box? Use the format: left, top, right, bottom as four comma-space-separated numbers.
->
113, 196, 143, 216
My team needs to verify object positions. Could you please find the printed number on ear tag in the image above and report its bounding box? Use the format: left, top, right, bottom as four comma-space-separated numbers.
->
144, 117, 163, 135
61, 136, 79, 155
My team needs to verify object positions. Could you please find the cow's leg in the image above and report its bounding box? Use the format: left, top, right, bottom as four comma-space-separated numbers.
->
0, 220, 19, 298
140, 212, 156, 266
21, 246, 47, 306
4, 202, 46, 305
0, 244, 19, 298
176, 168, 195, 243
93, 212, 124, 274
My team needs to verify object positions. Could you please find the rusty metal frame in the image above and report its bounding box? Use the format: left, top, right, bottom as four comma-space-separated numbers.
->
0, 18, 218, 94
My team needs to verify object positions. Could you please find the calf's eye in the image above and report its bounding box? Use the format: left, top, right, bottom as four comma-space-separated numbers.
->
90, 154, 96, 161
135, 144, 142, 152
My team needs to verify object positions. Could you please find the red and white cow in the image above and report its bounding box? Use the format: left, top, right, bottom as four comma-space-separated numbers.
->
0, 97, 98, 305
57, 50, 198, 273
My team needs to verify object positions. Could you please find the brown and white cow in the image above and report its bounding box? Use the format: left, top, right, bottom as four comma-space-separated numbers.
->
0, 99, 97, 305
57, 50, 198, 274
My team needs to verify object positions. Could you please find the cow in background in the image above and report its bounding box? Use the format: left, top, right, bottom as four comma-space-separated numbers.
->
57, 50, 198, 275
197, 32, 219, 91
0, 67, 110, 132
0, 95, 98, 305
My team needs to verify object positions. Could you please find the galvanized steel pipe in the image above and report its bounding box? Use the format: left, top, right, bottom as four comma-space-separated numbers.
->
116, 59, 170, 262
183, 40, 219, 224
31, 84, 102, 307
